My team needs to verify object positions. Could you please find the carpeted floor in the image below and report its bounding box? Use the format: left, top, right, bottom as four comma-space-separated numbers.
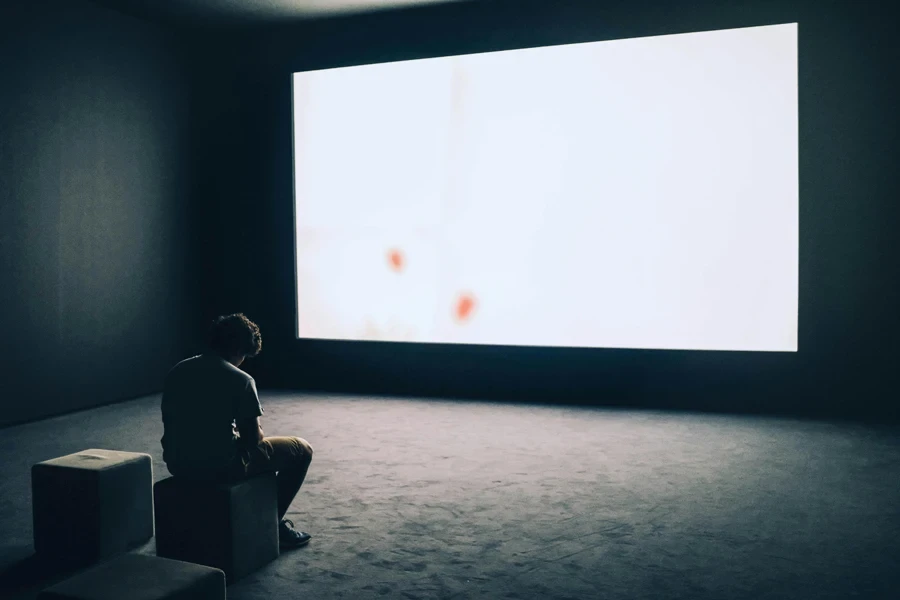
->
1, 392, 899, 599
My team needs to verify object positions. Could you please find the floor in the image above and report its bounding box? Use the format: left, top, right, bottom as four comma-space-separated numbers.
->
1, 392, 898, 599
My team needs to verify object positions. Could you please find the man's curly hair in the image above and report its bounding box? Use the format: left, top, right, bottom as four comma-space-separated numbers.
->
208, 313, 262, 359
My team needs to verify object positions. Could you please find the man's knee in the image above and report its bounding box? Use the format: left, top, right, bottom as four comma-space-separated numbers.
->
292, 436, 313, 461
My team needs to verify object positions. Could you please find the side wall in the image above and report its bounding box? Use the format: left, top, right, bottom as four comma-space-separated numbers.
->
0, 0, 198, 426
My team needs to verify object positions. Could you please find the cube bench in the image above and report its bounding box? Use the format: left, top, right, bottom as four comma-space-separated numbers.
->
32, 449, 154, 564
154, 472, 279, 582
37, 553, 225, 600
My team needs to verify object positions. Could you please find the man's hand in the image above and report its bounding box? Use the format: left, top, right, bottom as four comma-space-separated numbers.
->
236, 417, 264, 447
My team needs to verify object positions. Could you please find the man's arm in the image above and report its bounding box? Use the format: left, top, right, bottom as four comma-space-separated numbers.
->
236, 417, 264, 447
235, 377, 264, 448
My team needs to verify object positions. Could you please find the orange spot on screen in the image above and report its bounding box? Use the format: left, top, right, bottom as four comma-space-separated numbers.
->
454, 292, 477, 323
387, 248, 404, 272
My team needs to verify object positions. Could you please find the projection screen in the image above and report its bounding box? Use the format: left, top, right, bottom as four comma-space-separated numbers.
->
292, 23, 798, 351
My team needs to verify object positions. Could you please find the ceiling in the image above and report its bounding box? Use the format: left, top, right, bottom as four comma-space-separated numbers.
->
100, 0, 472, 24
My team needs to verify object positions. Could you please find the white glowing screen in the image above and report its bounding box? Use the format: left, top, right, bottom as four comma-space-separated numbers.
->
292, 23, 798, 351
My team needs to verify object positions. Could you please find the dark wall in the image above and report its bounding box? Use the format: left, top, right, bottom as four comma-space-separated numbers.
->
0, 0, 198, 427
192, 0, 899, 421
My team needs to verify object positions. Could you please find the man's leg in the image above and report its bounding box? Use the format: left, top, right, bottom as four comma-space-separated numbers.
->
250, 436, 314, 520
238, 435, 313, 548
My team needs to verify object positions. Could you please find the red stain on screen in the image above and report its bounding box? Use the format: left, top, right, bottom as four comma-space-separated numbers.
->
387, 248, 404, 272
454, 293, 477, 323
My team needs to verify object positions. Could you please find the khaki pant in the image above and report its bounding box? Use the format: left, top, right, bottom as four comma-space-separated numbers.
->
232, 436, 314, 521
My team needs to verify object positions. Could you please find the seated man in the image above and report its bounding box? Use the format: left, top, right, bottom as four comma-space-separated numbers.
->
160, 313, 313, 548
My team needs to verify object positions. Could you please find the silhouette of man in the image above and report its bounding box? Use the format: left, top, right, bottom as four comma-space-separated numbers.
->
160, 313, 313, 548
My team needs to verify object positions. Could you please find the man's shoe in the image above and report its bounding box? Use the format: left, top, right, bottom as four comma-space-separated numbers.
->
280, 519, 312, 548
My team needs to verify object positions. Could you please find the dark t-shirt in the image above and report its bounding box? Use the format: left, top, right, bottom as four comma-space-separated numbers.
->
160, 354, 263, 477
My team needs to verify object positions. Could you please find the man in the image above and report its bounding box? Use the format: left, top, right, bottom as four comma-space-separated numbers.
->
160, 313, 313, 548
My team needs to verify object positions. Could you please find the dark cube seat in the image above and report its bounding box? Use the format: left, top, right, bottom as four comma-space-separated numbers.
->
154, 472, 279, 582
32, 449, 154, 563
38, 552, 225, 600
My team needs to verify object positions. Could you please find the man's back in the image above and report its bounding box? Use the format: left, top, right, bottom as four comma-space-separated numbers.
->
161, 353, 263, 478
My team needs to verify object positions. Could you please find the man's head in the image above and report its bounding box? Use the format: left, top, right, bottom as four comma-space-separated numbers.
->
208, 313, 262, 367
